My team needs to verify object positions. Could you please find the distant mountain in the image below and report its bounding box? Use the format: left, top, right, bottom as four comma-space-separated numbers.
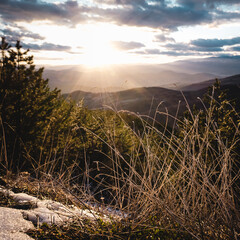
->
64, 81, 240, 119
181, 74, 240, 91
64, 87, 206, 119
162, 57, 240, 76
43, 65, 220, 93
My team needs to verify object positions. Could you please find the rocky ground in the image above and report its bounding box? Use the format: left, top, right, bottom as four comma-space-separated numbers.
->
0, 186, 112, 239
0, 207, 34, 240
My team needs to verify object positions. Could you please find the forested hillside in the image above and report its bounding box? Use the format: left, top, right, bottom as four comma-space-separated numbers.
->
64, 83, 240, 120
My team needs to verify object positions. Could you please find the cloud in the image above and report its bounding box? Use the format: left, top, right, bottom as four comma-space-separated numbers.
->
178, 0, 240, 8
166, 42, 223, 52
160, 51, 198, 56
131, 34, 240, 57
22, 42, 71, 51
144, 49, 161, 55
100, 3, 211, 30
215, 54, 240, 59
96, 0, 240, 30
133, 48, 201, 56
132, 39, 225, 57
231, 46, 240, 51
1, 26, 45, 42
154, 34, 175, 43
0, 0, 90, 25
0, 0, 239, 31
191, 37, 240, 48
111, 41, 145, 50
196, 47, 223, 52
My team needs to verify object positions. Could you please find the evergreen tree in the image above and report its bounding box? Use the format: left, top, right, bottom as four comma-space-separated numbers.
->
0, 37, 11, 126
180, 80, 239, 150
0, 38, 63, 171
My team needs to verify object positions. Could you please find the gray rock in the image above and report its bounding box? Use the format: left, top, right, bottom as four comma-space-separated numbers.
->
0, 207, 34, 240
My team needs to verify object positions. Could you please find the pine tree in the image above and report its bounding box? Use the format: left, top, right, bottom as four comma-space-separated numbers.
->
0, 38, 63, 171
0, 37, 11, 126
180, 80, 239, 149
204, 80, 239, 145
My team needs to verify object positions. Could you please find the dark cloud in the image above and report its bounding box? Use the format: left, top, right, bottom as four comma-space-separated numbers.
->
1, 26, 45, 42
160, 51, 199, 56
132, 40, 224, 57
196, 47, 222, 52
95, 0, 240, 30
191, 37, 240, 48
215, 54, 240, 59
99, 3, 211, 30
144, 49, 161, 55
132, 34, 240, 57
111, 41, 145, 50
178, 0, 240, 8
94, 0, 162, 6
154, 34, 175, 43
166, 42, 223, 52
231, 46, 240, 51
133, 48, 201, 56
0, 0, 90, 25
0, 0, 239, 31
176, 0, 240, 23
22, 42, 71, 51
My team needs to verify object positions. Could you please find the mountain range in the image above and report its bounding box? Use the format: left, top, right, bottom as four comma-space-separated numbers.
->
63, 74, 240, 119
43, 65, 219, 93
42, 58, 240, 119
182, 74, 240, 91
43, 56, 240, 94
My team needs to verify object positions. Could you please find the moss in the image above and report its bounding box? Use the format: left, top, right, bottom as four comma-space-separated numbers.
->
26, 220, 194, 240
0, 191, 15, 207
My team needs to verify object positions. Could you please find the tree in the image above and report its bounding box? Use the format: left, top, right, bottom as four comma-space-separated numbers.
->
0, 38, 63, 171
203, 80, 239, 146
180, 80, 239, 149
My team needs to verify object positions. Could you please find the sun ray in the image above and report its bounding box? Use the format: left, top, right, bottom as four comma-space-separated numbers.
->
82, 39, 120, 67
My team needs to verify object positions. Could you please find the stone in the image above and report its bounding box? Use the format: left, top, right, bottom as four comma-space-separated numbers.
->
0, 207, 34, 240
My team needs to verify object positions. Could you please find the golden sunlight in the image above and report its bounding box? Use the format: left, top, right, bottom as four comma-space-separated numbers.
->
82, 40, 120, 67
22, 22, 172, 66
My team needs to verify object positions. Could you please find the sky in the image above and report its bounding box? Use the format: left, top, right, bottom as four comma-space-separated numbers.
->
0, 0, 240, 68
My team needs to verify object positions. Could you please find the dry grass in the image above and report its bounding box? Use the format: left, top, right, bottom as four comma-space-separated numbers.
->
86, 100, 240, 239
0, 97, 240, 240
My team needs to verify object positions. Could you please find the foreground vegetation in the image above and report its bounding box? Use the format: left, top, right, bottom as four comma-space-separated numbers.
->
0, 38, 239, 239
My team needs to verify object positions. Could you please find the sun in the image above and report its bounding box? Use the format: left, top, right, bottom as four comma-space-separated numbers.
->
83, 40, 119, 67
24, 22, 147, 66
78, 23, 133, 67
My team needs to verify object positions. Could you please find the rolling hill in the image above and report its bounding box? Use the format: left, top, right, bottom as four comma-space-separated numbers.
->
44, 65, 219, 93
64, 87, 205, 119
182, 74, 240, 91
64, 75, 240, 120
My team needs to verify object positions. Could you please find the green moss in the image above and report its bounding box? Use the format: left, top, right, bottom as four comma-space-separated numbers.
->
26, 220, 194, 240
